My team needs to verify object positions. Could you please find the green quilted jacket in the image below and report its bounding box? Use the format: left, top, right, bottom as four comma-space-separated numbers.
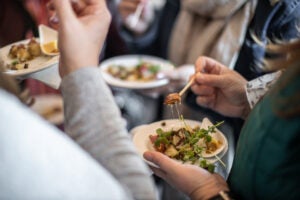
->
228, 65, 300, 199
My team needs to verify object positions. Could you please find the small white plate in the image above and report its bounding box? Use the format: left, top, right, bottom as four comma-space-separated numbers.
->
99, 55, 174, 89
0, 38, 59, 77
131, 118, 228, 167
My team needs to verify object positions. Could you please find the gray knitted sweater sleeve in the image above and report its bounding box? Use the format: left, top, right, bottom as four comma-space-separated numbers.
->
60, 67, 157, 200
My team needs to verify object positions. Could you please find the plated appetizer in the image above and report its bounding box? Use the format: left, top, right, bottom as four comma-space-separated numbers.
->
106, 61, 161, 82
7, 38, 42, 70
148, 118, 226, 172
131, 118, 228, 172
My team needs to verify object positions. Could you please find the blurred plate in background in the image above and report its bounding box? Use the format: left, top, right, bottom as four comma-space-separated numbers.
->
0, 38, 59, 77
99, 55, 174, 89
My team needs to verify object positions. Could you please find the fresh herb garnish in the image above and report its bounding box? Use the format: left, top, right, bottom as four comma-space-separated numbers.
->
151, 120, 224, 172
200, 160, 215, 173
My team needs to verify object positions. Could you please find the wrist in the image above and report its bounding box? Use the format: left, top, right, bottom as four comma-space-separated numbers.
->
59, 60, 98, 78
189, 174, 229, 200
191, 189, 230, 200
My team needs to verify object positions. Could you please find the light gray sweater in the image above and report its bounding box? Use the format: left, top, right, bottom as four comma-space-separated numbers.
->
61, 67, 157, 200
0, 67, 157, 200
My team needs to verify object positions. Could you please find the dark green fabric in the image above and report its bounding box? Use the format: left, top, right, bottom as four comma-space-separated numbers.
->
228, 66, 300, 200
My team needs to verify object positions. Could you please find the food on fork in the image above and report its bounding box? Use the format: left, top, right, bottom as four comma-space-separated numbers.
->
164, 93, 181, 105
164, 76, 195, 105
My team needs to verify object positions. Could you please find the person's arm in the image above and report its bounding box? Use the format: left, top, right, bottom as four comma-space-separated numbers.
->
191, 56, 251, 119
117, 0, 165, 55
61, 68, 157, 200
50, 0, 157, 199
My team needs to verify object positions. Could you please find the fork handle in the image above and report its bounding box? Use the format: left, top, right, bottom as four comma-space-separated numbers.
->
179, 76, 195, 96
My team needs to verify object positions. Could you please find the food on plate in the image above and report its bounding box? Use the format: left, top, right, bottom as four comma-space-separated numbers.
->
7, 38, 42, 70
106, 61, 161, 81
27, 39, 42, 56
42, 40, 59, 54
149, 120, 224, 172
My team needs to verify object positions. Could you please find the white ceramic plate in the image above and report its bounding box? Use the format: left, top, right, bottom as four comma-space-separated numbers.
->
30, 94, 64, 125
131, 118, 228, 167
99, 55, 174, 89
0, 38, 59, 77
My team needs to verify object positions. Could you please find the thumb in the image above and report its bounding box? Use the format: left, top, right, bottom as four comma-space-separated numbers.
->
53, 0, 76, 25
195, 73, 227, 88
143, 151, 178, 170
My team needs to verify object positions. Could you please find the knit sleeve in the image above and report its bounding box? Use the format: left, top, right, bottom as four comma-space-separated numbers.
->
60, 67, 157, 200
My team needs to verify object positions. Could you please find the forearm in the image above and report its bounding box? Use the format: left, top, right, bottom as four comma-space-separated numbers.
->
60, 67, 156, 200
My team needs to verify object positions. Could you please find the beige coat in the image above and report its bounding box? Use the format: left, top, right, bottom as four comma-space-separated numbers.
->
169, 0, 257, 67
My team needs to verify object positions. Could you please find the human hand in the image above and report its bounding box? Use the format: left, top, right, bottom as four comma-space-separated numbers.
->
47, 0, 87, 30
48, 0, 111, 78
143, 151, 229, 200
191, 56, 250, 119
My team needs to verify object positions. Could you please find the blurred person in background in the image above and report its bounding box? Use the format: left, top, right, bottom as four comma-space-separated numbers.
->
184, 0, 300, 139
117, 0, 257, 68
0, 0, 37, 47
112, 0, 257, 132
116, 0, 256, 116
117, 0, 299, 78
